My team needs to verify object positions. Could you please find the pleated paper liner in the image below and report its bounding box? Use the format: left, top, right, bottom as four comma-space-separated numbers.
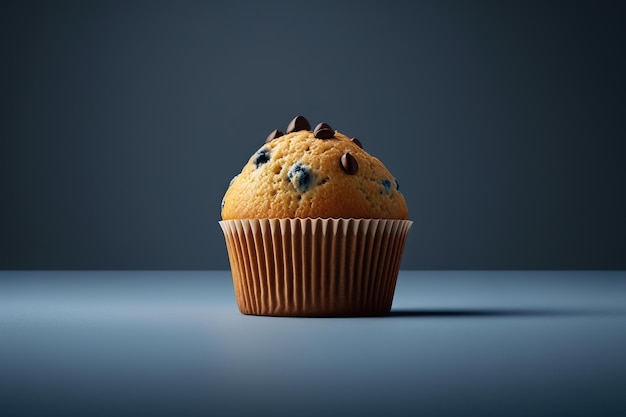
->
219, 218, 412, 317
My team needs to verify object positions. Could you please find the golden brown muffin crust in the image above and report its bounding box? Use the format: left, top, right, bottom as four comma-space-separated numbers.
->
221, 118, 408, 220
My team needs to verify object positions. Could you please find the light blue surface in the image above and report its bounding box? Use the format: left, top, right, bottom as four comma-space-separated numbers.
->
1, 271, 625, 416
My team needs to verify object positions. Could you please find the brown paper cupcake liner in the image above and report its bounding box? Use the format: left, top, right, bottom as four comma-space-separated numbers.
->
219, 218, 412, 317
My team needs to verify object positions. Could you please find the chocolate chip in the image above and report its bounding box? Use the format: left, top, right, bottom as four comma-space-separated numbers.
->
351, 138, 363, 149
314, 122, 332, 132
314, 122, 334, 139
340, 152, 358, 175
265, 129, 283, 143
315, 129, 334, 139
286, 115, 311, 133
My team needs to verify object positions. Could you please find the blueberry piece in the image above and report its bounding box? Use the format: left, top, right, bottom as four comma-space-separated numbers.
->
253, 148, 271, 168
381, 179, 393, 195
395, 178, 400, 191
288, 163, 313, 192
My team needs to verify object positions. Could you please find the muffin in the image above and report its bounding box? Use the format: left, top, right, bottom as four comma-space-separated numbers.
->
219, 115, 412, 316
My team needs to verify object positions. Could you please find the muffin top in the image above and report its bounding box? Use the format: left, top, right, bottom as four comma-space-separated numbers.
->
221, 116, 409, 220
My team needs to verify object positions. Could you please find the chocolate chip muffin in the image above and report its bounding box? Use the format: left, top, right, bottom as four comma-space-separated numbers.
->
219, 116, 412, 317
221, 116, 408, 220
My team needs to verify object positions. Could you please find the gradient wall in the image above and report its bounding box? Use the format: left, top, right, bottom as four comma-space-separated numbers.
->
2, 1, 625, 269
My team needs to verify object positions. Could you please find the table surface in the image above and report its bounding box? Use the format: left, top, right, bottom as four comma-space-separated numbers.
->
1, 270, 625, 417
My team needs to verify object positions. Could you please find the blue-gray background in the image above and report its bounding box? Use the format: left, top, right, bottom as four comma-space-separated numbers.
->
1, 0, 625, 270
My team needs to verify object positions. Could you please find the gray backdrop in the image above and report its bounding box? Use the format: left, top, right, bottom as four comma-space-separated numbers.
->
1, 1, 625, 270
